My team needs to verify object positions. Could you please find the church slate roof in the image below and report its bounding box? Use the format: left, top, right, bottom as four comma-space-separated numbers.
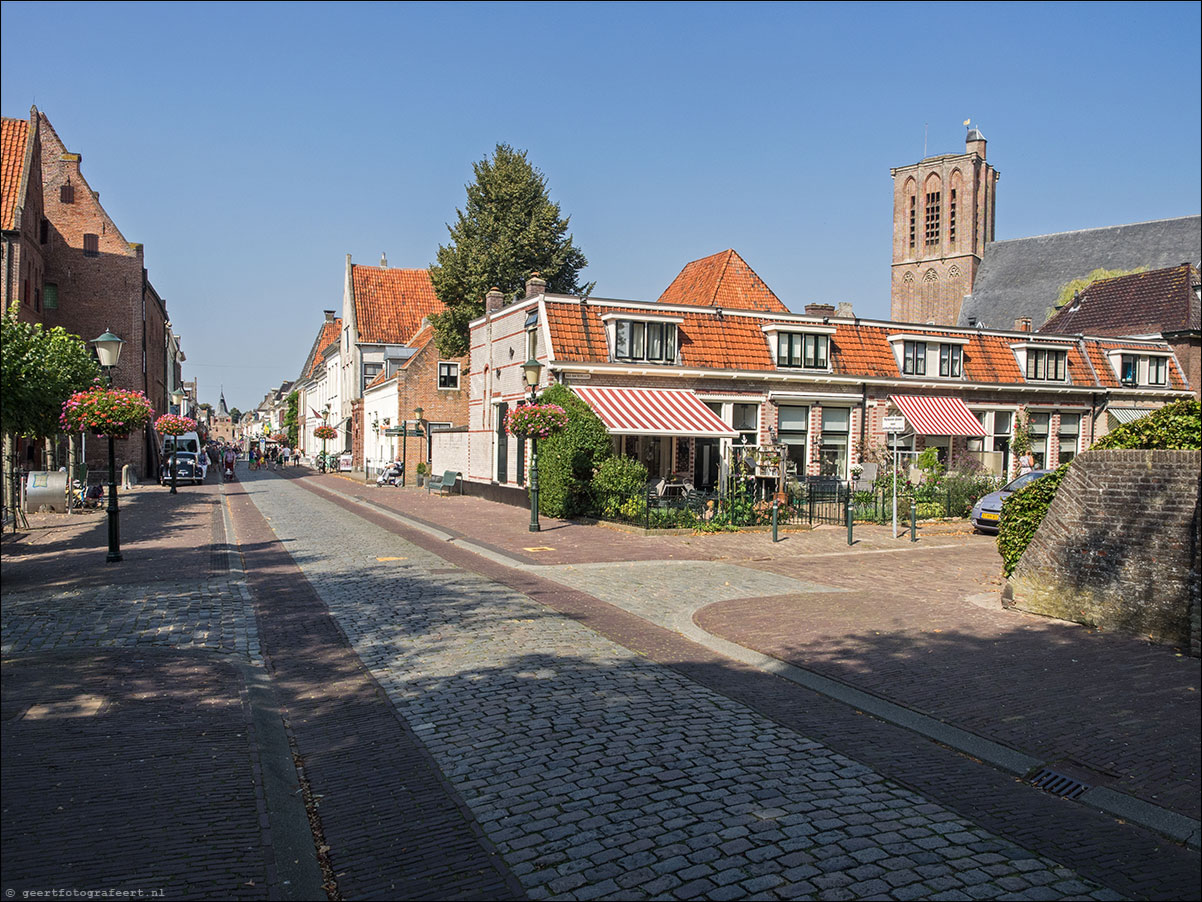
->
958, 215, 1201, 329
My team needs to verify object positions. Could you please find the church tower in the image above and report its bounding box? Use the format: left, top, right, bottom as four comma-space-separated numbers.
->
890, 126, 999, 325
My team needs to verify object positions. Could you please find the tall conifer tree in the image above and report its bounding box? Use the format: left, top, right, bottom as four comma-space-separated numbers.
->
429, 144, 588, 357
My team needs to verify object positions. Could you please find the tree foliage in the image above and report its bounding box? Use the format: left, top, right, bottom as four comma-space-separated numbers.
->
229, 407, 242, 424
429, 144, 589, 357
1, 313, 101, 438
284, 391, 300, 447
535, 383, 611, 518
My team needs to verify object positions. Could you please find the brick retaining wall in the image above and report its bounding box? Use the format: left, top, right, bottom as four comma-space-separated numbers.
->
1008, 449, 1201, 655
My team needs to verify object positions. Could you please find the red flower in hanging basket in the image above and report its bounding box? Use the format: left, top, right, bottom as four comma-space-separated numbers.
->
61, 387, 154, 438
505, 403, 568, 439
155, 413, 197, 436
314, 425, 338, 441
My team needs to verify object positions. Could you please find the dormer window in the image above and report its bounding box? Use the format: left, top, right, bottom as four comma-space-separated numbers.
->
902, 341, 926, 375
1107, 349, 1171, 387
1120, 354, 1138, 386
764, 323, 835, 371
1149, 356, 1167, 386
939, 344, 962, 377
1026, 348, 1066, 381
604, 314, 680, 365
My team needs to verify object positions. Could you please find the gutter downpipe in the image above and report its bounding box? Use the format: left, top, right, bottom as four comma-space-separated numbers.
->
859, 382, 868, 458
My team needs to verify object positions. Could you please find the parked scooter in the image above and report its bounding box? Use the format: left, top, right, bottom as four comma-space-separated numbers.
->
376, 460, 404, 487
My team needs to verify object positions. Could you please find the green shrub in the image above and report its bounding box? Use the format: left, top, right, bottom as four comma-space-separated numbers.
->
591, 456, 648, 518
1090, 398, 1200, 451
997, 464, 1068, 577
536, 383, 612, 518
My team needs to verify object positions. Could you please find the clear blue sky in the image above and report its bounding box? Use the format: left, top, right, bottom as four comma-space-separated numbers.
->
4, 1, 1199, 411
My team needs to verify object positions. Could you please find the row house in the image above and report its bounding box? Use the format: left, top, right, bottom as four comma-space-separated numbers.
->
1, 107, 181, 477
460, 253, 1192, 494
293, 310, 342, 458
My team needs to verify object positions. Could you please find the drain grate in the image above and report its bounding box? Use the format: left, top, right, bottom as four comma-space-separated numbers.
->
1028, 768, 1090, 800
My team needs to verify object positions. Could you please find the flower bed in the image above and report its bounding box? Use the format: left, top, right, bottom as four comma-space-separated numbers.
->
505, 403, 568, 439
61, 388, 154, 437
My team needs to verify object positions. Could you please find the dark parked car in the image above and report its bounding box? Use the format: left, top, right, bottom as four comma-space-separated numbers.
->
160, 451, 204, 486
970, 470, 1052, 533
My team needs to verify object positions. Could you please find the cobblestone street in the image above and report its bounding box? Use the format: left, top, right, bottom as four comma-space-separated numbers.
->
234, 467, 1135, 900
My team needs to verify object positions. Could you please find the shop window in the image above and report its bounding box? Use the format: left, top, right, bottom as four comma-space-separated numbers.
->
438, 362, 460, 390
1058, 414, 1080, 464
903, 341, 926, 375
819, 407, 850, 478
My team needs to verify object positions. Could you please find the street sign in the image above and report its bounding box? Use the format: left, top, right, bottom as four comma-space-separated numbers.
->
882, 415, 906, 433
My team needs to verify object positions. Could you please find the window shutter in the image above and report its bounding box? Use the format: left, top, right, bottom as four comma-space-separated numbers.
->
83, 233, 99, 256
60, 184, 74, 204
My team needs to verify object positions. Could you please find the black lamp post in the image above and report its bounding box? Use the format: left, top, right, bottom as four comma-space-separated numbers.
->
522, 356, 543, 532
414, 406, 425, 476
168, 389, 184, 494
91, 329, 125, 563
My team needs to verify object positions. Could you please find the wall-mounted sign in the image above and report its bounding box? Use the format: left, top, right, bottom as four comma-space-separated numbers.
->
882, 415, 906, 433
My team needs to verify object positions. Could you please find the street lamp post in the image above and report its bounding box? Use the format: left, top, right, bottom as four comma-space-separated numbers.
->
414, 407, 424, 479
91, 329, 125, 563
521, 356, 543, 532
168, 389, 184, 494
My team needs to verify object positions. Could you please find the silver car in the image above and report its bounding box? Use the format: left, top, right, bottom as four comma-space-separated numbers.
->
970, 470, 1052, 533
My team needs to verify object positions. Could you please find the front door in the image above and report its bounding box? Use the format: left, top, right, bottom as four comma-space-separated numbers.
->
495, 402, 508, 483
695, 439, 719, 490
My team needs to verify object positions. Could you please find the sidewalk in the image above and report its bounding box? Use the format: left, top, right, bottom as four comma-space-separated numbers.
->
302, 471, 1202, 831
1, 481, 321, 901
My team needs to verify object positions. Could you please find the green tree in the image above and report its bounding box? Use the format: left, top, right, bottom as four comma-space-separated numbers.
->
229, 407, 242, 424
1, 313, 101, 514
429, 144, 589, 357
283, 391, 300, 447
535, 383, 611, 518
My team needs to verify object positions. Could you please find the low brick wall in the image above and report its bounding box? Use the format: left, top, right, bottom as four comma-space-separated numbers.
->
1007, 449, 1201, 655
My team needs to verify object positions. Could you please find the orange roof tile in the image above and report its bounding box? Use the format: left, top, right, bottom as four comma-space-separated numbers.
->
351, 266, 443, 345
1, 116, 31, 231
366, 367, 393, 389
658, 250, 790, 313
543, 298, 1187, 390
304, 319, 341, 378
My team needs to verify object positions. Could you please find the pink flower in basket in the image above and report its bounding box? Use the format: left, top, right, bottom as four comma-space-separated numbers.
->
505, 403, 568, 439
61, 387, 154, 438
155, 413, 197, 436
314, 425, 338, 441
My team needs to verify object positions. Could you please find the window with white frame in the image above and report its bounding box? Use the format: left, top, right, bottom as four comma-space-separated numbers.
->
819, 407, 850, 478
939, 343, 962, 378
1028, 412, 1050, 468
776, 333, 829, 369
613, 319, 677, 363
1119, 354, 1139, 386
777, 405, 808, 476
1058, 413, 1080, 464
1148, 356, 1168, 386
903, 341, 926, 375
438, 362, 460, 390
732, 403, 759, 448
1026, 348, 1067, 382
361, 362, 382, 393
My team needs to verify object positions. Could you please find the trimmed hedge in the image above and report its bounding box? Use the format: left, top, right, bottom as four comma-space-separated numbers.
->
997, 398, 1201, 577
535, 382, 612, 518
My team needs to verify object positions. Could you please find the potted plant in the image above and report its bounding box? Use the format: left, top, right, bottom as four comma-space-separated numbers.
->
415, 461, 428, 486
61, 386, 154, 437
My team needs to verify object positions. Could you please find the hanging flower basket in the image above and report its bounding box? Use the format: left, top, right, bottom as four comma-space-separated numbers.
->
270, 432, 288, 444
314, 425, 338, 441
505, 403, 568, 439
155, 413, 197, 437
61, 387, 154, 438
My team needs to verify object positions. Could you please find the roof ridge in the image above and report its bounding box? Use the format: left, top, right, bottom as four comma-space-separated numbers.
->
987, 214, 1202, 247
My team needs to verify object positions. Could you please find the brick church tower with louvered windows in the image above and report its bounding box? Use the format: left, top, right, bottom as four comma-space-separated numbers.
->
890, 126, 999, 326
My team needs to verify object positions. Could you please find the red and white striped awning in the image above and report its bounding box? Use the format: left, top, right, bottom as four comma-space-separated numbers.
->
574, 386, 738, 438
889, 395, 987, 437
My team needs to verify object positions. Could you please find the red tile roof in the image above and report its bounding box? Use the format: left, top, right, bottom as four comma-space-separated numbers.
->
351, 266, 443, 345
1, 116, 31, 231
1039, 264, 1201, 336
542, 298, 1187, 389
304, 318, 341, 378
366, 367, 394, 389
658, 250, 790, 313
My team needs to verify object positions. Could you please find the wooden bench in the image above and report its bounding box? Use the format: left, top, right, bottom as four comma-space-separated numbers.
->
426, 470, 462, 496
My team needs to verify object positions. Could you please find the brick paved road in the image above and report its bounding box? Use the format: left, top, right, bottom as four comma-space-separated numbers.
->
240, 468, 1130, 901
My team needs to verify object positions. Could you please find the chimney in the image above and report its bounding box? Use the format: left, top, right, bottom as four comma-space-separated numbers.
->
834, 302, 855, 318
380, 252, 388, 267
1014, 316, 1031, 332
485, 288, 505, 315
805, 303, 836, 316
324, 309, 336, 323
525, 273, 547, 298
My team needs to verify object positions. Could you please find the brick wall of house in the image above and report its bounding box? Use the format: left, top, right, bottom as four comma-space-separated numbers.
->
398, 340, 468, 478
37, 114, 166, 478
1168, 335, 1201, 400
1007, 449, 1201, 655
